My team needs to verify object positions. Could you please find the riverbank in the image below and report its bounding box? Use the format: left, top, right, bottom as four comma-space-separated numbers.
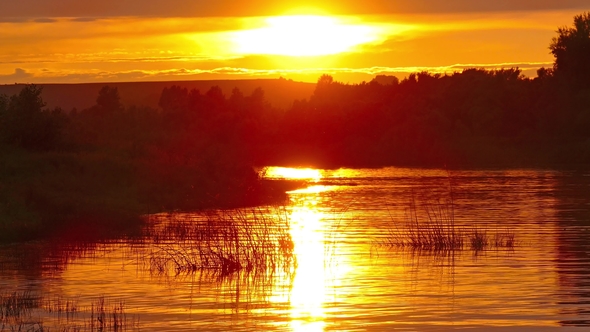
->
0, 146, 301, 244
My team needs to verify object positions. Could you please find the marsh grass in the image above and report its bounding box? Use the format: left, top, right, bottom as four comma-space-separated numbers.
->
146, 207, 296, 277
89, 297, 127, 332
385, 181, 516, 253
385, 195, 464, 251
469, 228, 489, 251
42, 296, 79, 324
42, 295, 137, 332
0, 291, 43, 331
493, 229, 516, 248
0, 293, 137, 332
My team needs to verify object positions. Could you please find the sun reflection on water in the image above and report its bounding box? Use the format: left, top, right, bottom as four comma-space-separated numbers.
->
274, 182, 350, 332
290, 203, 326, 328
262, 166, 323, 182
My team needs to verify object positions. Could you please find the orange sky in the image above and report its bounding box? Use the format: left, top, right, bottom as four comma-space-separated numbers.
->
0, 1, 588, 84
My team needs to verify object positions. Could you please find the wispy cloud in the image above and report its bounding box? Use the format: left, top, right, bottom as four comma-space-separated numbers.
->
2, 0, 589, 19
0, 61, 552, 84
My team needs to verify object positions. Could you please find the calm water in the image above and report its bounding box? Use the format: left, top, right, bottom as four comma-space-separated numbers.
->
2, 167, 590, 331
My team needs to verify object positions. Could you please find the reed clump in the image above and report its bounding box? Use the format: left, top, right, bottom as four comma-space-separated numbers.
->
89, 296, 127, 332
386, 196, 464, 251
469, 228, 488, 251
493, 230, 516, 248
0, 291, 43, 331
385, 190, 516, 253
39, 295, 137, 332
42, 296, 79, 325
146, 207, 296, 277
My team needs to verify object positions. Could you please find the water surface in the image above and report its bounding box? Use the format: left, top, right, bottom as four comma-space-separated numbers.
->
2, 167, 590, 331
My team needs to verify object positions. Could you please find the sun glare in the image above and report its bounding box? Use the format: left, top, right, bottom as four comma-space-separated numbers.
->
231, 15, 383, 56
263, 167, 322, 182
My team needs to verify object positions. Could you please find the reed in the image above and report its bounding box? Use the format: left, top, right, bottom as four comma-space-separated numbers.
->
493, 229, 516, 248
42, 296, 79, 325
384, 176, 516, 253
0, 291, 43, 331
147, 207, 296, 277
469, 228, 489, 251
90, 296, 127, 332
386, 195, 464, 251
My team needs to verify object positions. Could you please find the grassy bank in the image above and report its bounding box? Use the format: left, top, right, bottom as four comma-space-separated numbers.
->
0, 145, 292, 244
0, 146, 141, 242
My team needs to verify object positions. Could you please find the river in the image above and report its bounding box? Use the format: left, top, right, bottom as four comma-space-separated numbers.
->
1, 167, 590, 331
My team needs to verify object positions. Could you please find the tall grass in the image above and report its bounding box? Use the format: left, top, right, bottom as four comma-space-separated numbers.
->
385, 195, 464, 251
89, 297, 128, 332
384, 178, 515, 253
0, 291, 43, 331
0, 292, 138, 332
146, 207, 296, 277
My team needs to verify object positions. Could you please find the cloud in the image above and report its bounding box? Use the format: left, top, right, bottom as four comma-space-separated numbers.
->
69, 17, 98, 22
0, 68, 34, 82
33, 18, 57, 23
0, 61, 552, 85
1, 0, 589, 19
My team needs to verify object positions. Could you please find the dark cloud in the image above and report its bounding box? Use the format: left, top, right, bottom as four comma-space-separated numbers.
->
0, 68, 34, 82
69, 17, 98, 22
1, 0, 588, 19
0, 17, 30, 23
33, 18, 57, 23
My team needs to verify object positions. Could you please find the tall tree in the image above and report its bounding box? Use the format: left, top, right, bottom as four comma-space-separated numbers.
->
0, 85, 64, 150
96, 86, 122, 113
550, 12, 590, 89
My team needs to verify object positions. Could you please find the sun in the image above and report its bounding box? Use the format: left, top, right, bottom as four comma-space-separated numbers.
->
231, 15, 383, 57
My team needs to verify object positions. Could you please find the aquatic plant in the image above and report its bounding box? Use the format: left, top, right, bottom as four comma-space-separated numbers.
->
384, 177, 516, 252
41, 295, 137, 332
42, 295, 79, 325
493, 229, 516, 248
0, 291, 43, 331
89, 296, 127, 332
385, 195, 464, 251
146, 207, 296, 277
469, 228, 488, 251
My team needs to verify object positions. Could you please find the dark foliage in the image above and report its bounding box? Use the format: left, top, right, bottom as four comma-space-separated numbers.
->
550, 12, 590, 90
0, 85, 66, 151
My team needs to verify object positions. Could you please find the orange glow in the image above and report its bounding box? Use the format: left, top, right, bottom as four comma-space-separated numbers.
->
1, 9, 581, 83
230, 15, 386, 57
284, 191, 352, 332
289, 203, 327, 329
263, 167, 322, 182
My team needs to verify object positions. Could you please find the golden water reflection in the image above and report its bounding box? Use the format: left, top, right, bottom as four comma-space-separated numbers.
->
4, 167, 588, 330
263, 166, 322, 182
284, 184, 350, 332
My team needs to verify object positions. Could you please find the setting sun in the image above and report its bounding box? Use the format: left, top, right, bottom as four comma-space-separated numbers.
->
231, 15, 384, 56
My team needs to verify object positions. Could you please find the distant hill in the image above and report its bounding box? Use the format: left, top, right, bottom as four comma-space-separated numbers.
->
0, 79, 316, 111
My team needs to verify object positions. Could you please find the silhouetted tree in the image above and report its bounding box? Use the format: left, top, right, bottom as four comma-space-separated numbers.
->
317, 74, 333, 86
205, 86, 226, 111
0, 94, 7, 128
0, 85, 65, 150
158, 85, 188, 113
96, 86, 122, 113
371, 75, 399, 86
228, 87, 245, 115
550, 12, 590, 89
536, 67, 554, 80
